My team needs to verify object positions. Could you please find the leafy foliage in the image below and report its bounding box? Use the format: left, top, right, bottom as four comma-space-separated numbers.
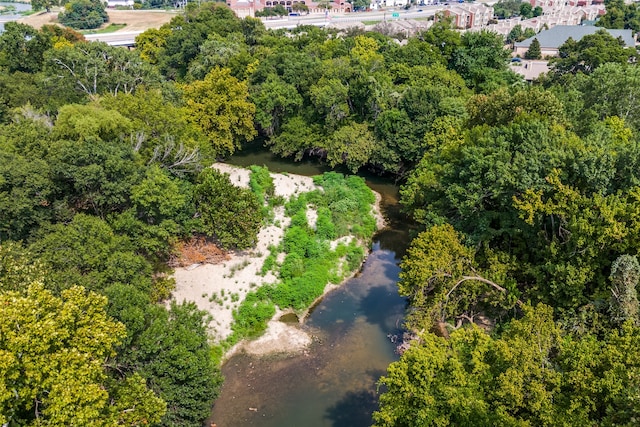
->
525, 37, 541, 59
195, 168, 264, 249
58, 0, 108, 30
375, 304, 640, 427
550, 29, 636, 76
181, 67, 256, 157
0, 284, 166, 426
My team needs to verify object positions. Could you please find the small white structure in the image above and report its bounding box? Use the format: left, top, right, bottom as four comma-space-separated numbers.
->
106, 0, 134, 7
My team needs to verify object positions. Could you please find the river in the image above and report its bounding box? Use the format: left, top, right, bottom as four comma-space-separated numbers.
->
0, 2, 32, 32
209, 144, 410, 426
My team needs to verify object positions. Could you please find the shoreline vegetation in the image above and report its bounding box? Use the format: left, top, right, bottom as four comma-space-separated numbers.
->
171, 163, 385, 360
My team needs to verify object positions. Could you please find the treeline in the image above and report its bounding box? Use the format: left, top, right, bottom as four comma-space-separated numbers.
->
0, 13, 263, 425
2, 2, 640, 425
374, 18, 640, 427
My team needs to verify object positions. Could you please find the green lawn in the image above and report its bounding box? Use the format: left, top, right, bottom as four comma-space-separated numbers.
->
82, 23, 127, 34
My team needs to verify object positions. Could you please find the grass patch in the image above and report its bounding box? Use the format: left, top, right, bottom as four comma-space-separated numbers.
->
363, 20, 382, 25
250, 165, 279, 222
82, 23, 127, 34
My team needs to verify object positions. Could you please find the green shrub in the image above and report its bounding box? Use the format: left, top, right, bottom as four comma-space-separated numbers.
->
195, 168, 264, 250
316, 207, 336, 239
227, 169, 377, 341
58, 0, 108, 29
231, 292, 275, 338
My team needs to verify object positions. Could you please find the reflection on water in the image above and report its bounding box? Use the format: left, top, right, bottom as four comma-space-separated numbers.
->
211, 243, 407, 427
210, 145, 410, 426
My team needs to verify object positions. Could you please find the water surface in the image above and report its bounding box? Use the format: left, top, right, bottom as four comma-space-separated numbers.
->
0, 2, 32, 32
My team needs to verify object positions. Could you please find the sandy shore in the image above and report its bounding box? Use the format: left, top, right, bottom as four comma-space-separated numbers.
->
171, 163, 385, 356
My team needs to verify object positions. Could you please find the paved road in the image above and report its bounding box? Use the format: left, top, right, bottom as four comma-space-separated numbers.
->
85, 7, 443, 46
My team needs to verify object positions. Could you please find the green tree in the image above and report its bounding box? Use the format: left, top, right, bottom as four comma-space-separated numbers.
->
130, 165, 189, 226
48, 124, 141, 217
417, 18, 461, 63
597, 0, 640, 32
186, 32, 247, 81
0, 22, 52, 73
45, 42, 160, 99
466, 86, 564, 127
0, 243, 46, 293
577, 63, 640, 131
525, 37, 541, 59
126, 302, 222, 427
494, 0, 522, 19
519, 2, 533, 18
194, 168, 264, 249
58, 0, 108, 30
551, 30, 636, 76
450, 30, 513, 91
266, 115, 323, 161
156, 3, 242, 79
30, 214, 153, 294
323, 122, 376, 173
292, 2, 310, 13
31, 0, 59, 12
0, 283, 165, 426
609, 255, 640, 325
375, 305, 562, 426
376, 304, 640, 426
98, 88, 206, 171
0, 149, 54, 241
398, 224, 516, 328
135, 27, 171, 65
251, 74, 303, 136
309, 76, 351, 130
181, 67, 256, 157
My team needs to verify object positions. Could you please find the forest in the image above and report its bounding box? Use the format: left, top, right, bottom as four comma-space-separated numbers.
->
1, 1, 640, 425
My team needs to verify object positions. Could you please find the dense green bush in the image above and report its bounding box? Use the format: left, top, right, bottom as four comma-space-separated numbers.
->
195, 168, 264, 249
230, 170, 377, 339
58, 0, 108, 30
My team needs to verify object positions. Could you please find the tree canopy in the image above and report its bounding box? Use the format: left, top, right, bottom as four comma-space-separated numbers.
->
4, 4, 640, 425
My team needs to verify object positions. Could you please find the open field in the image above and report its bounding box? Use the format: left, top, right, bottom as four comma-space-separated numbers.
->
18, 9, 177, 31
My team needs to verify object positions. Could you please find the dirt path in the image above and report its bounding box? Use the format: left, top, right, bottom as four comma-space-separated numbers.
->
19, 9, 177, 31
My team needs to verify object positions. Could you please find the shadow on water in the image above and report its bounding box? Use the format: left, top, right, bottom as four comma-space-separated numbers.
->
324, 389, 378, 427
359, 284, 406, 340
375, 228, 410, 260
323, 368, 386, 427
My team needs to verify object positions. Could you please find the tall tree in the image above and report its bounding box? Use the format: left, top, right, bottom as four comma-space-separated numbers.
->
58, 0, 108, 30
0, 284, 166, 426
551, 30, 636, 76
194, 168, 264, 249
45, 42, 160, 99
0, 22, 52, 74
181, 67, 256, 157
525, 37, 541, 59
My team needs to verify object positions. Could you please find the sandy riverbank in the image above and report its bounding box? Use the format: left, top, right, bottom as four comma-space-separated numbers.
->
170, 163, 385, 357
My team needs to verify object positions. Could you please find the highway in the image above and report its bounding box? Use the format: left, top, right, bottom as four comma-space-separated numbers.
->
85, 6, 442, 46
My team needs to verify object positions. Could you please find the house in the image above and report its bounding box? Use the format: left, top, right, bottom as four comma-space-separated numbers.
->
510, 59, 551, 81
513, 25, 635, 57
437, 3, 494, 29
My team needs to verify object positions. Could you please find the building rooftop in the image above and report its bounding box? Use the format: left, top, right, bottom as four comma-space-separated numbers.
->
514, 25, 635, 49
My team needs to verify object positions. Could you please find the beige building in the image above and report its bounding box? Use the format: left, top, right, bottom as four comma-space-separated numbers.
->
513, 25, 635, 57
437, 3, 494, 29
